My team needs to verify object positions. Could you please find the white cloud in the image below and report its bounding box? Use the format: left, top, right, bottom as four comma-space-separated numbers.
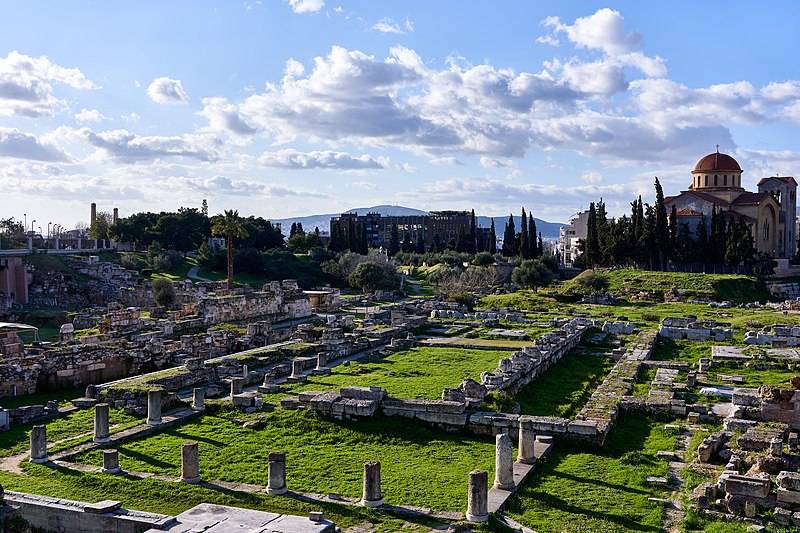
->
372, 17, 414, 35
146, 77, 189, 105
79, 128, 219, 162
0, 128, 70, 162
581, 170, 604, 183
480, 156, 510, 168
544, 8, 641, 55
288, 0, 324, 14
122, 112, 140, 122
198, 97, 256, 141
74, 108, 108, 123
0, 50, 96, 118
429, 156, 463, 166
350, 181, 377, 190
258, 148, 386, 170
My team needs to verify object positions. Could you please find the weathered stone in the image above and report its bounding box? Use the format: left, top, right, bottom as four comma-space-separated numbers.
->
192, 388, 205, 411
102, 449, 121, 474
146, 389, 162, 426
181, 442, 200, 484
774, 507, 792, 526
230, 377, 245, 396
517, 417, 536, 465
466, 469, 488, 523
493, 433, 514, 490
267, 452, 287, 495
777, 488, 800, 504
778, 471, 800, 491
723, 475, 770, 498
29, 425, 47, 463
744, 499, 756, 518
93, 403, 110, 443
361, 461, 383, 507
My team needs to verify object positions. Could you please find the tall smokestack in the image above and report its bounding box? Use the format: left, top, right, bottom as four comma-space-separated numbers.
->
113, 207, 119, 224
90, 203, 97, 225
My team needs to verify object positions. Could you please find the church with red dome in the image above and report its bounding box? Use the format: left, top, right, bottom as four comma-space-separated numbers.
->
664, 149, 797, 259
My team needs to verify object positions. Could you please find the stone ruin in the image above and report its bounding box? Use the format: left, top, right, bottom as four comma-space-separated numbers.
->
744, 324, 800, 347
658, 316, 734, 342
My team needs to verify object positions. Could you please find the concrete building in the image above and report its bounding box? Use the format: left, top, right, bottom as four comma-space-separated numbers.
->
665, 149, 796, 259
558, 210, 590, 266
0, 257, 29, 306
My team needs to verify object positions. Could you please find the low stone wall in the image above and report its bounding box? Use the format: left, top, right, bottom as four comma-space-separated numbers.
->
731, 383, 800, 430
5, 491, 174, 533
658, 316, 734, 342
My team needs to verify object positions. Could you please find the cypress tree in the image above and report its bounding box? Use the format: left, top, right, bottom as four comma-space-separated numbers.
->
488, 219, 497, 254
360, 223, 368, 254
585, 202, 599, 267
529, 213, 538, 258
502, 214, 516, 256
469, 209, 477, 254
654, 178, 669, 270
537, 232, 544, 257
695, 213, 709, 270
520, 208, 529, 259
669, 204, 678, 261
388, 224, 400, 256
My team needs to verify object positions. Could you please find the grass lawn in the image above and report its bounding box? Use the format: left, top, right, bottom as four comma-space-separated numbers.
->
279, 346, 506, 400
0, 386, 84, 409
69, 410, 496, 512
505, 415, 681, 532
0, 464, 498, 533
0, 407, 141, 459
512, 350, 616, 418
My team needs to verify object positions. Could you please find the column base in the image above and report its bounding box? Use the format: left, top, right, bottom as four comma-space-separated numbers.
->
516, 457, 536, 465
93, 437, 111, 444
466, 513, 489, 523
493, 481, 515, 491
360, 498, 383, 508
146, 419, 162, 426
181, 476, 201, 484
266, 486, 287, 495
30, 457, 48, 464
102, 467, 122, 475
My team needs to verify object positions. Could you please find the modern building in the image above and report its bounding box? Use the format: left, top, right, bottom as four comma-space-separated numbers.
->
558, 210, 590, 266
665, 149, 796, 259
330, 210, 486, 250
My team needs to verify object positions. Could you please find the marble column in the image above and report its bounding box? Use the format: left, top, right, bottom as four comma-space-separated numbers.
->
192, 388, 205, 411
493, 433, 514, 490
102, 449, 121, 474
361, 461, 383, 507
517, 417, 536, 465
267, 452, 287, 495
181, 442, 201, 483
93, 403, 111, 443
466, 469, 488, 522
146, 390, 162, 426
29, 425, 48, 464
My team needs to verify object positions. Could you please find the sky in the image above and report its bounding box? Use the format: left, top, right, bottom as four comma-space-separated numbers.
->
3, 1, 800, 231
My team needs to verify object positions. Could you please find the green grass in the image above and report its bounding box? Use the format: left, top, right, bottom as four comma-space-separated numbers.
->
0, 463, 488, 533
505, 415, 681, 532
509, 351, 616, 418
278, 346, 506, 400
0, 406, 141, 459
0, 386, 84, 409
70, 410, 496, 512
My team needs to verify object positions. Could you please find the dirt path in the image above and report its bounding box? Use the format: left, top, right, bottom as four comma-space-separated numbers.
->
664, 428, 693, 532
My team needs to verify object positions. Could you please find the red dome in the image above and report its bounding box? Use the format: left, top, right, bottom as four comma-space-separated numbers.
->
693, 152, 741, 172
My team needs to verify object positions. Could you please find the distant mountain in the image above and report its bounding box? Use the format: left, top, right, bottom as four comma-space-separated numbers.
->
271, 205, 564, 240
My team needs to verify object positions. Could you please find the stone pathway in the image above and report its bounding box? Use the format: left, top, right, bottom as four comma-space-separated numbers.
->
664, 428, 693, 533
186, 265, 212, 282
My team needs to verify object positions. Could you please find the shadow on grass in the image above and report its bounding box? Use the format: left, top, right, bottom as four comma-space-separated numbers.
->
117, 445, 176, 470
169, 429, 225, 447
548, 470, 651, 496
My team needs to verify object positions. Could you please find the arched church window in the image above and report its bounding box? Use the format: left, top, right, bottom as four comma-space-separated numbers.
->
764, 220, 769, 241
714, 175, 718, 186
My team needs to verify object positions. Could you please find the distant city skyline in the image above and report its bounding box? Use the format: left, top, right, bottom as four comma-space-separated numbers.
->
2, 1, 800, 229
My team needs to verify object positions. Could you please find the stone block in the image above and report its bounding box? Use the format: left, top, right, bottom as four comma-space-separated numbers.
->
777, 488, 800, 504
724, 418, 758, 432
723, 475, 770, 498
426, 400, 466, 414
567, 419, 598, 436
732, 389, 761, 407
340, 386, 386, 401
342, 399, 379, 417
775, 507, 792, 526
778, 470, 800, 491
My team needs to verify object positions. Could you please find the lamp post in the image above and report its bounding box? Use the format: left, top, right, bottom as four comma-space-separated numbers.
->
31, 219, 36, 234
23, 214, 26, 232
47, 222, 52, 248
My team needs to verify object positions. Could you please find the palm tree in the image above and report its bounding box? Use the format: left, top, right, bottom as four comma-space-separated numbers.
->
211, 210, 248, 289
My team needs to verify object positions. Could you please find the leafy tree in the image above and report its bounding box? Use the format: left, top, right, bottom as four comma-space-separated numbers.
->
234, 247, 266, 274
575, 271, 610, 294
695, 213, 709, 269
511, 259, 554, 289
152, 278, 176, 308
211, 209, 249, 289
89, 211, 112, 240
752, 252, 777, 282
668, 204, 678, 262
348, 261, 396, 293
584, 202, 600, 267
472, 251, 494, 266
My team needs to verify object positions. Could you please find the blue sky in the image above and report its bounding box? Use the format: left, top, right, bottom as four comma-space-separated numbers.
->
2, 1, 800, 230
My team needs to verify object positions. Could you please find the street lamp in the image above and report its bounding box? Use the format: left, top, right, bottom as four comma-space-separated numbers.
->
47, 222, 52, 248
31, 219, 36, 234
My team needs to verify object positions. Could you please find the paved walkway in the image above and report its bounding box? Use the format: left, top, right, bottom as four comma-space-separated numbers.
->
186, 265, 212, 282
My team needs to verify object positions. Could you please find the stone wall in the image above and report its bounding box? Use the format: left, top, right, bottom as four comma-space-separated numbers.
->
731, 383, 800, 430
658, 316, 734, 342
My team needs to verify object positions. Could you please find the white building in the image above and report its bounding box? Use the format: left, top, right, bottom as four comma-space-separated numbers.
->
558, 210, 590, 266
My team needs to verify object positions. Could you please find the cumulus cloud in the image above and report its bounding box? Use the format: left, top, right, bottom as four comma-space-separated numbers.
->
198, 97, 257, 140
146, 77, 189, 105
429, 156, 463, 166
581, 170, 604, 183
372, 17, 414, 34
258, 148, 386, 170
350, 181, 377, 190
288, 0, 324, 14
74, 108, 108, 123
0, 128, 70, 162
0, 50, 96, 118
79, 128, 218, 162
